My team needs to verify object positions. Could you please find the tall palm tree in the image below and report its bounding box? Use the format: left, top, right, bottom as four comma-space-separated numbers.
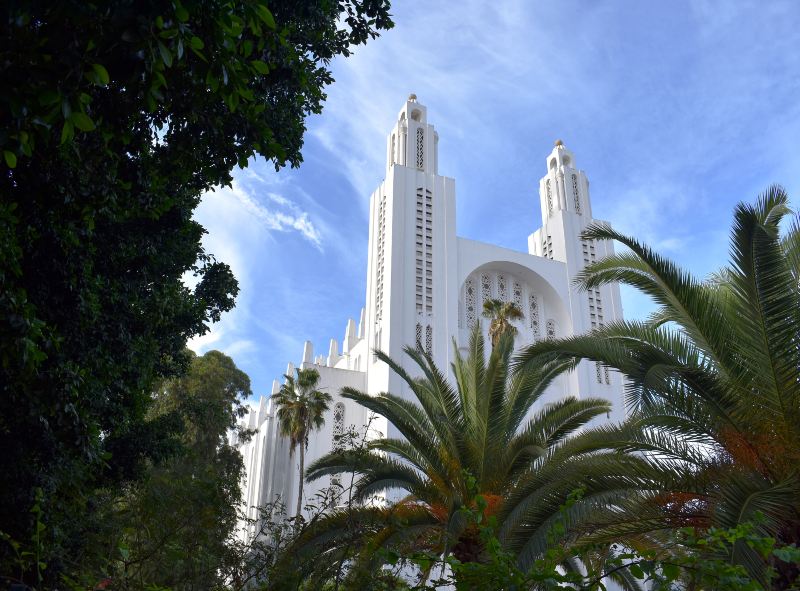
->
482, 298, 524, 347
306, 327, 653, 574
273, 367, 332, 520
517, 187, 800, 584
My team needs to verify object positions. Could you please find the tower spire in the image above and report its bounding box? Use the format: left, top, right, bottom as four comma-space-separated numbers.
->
385, 95, 439, 175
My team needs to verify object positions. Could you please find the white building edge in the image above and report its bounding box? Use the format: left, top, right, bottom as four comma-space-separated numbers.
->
233, 95, 625, 539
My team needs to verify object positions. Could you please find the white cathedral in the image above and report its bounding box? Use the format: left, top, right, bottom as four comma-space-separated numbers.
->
234, 95, 625, 535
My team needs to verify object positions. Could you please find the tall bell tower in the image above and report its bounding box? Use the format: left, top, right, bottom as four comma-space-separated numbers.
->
363, 95, 458, 403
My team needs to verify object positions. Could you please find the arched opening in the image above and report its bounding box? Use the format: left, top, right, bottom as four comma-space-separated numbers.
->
458, 261, 572, 347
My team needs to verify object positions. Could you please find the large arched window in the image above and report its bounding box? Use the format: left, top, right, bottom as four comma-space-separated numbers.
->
460, 269, 555, 344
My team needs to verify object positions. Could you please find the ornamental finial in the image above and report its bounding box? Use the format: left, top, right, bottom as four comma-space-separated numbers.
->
554, 139, 564, 147
408, 93, 417, 102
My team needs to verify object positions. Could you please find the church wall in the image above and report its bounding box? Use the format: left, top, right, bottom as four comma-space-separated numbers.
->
293, 362, 368, 509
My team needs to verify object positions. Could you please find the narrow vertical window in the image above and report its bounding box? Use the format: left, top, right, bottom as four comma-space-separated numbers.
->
425, 325, 432, 356
528, 294, 541, 340
572, 173, 581, 214
375, 195, 387, 323
464, 278, 476, 328
481, 273, 492, 301
512, 281, 523, 308
546, 319, 556, 339
497, 274, 508, 302
546, 179, 553, 215
416, 128, 425, 169
331, 403, 345, 487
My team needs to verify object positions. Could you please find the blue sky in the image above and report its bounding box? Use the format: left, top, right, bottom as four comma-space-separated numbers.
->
188, 0, 800, 401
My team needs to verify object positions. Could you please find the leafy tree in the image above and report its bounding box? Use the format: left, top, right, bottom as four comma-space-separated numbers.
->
481, 298, 524, 347
2, 350, 252, 589
273, 367, 333, 520
306, 327, 652, 576
0, 0, 392, 576
109, 350, 252, 591
518, 188, 800, 585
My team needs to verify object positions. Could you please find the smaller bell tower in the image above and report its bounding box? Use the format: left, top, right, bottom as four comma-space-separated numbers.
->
528, 140, 625, 404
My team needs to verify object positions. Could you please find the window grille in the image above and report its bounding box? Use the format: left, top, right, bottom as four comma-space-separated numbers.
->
498, 274, 508, 301
513, 281, 523, 308
546, 319, 556, 339
481, 273, 492, 301
546, 179, 553, 215
425, 325, 432, 355
374, 196, 387, 322
465, 278, 476, 327
416, 128, 424, 169
529, 294, 541, 339
331, 402, 345, 487
572, 174, 581, 214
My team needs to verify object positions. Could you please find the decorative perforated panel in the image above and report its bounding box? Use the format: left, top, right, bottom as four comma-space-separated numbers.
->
481, 273, 492, 301
498, 274, 508, 302
572, 174, 581, 214
425, 325, 432, 356
416, 128, 424, 169
529, 294, 541, 340
513, 281, 522, 308
465, 278, 476, 328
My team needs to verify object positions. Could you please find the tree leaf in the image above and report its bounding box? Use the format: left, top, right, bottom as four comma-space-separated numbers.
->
255, 4, 276, 29
628, 563, 644, 579
39, 89, 61, 106
92, 63, 110, 85
70, 112, 96, 132
250, 60, 269, 74
158, 41, 173, 67
60, 120, 74, 144
661, 562, 680, 580
4, 150, 17, 168
175, 6, 189, 22
190, 36, 204, 50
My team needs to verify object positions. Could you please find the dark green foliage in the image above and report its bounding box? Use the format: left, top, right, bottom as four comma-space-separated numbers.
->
107, 350, 252, 590
0, 0, 392, 583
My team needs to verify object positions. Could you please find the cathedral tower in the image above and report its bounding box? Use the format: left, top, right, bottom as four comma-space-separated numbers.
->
364, 95, 457, 402
528, 141, 624, 397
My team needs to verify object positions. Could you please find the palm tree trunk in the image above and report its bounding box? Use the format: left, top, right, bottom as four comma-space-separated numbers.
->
296, 443, 305, 520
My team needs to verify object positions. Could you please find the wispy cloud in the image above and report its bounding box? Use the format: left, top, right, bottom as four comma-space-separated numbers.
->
213, 180, 323, 249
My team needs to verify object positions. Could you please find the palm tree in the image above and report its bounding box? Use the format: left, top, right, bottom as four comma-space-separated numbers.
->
517, 187, 800, 584
273, 367, 332, 520
482, 298, 524, 347
306, 327, 652, 575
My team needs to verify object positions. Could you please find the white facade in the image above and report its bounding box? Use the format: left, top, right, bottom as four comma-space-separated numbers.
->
234, 96, 625, 530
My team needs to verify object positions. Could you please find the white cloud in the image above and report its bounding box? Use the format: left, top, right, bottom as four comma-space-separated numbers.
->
220, 181, 324, 249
